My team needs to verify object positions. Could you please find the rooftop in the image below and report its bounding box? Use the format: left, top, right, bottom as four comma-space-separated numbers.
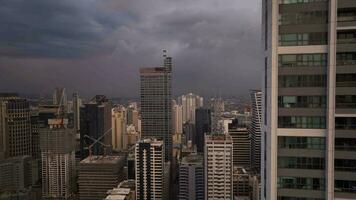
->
80, 155, 122, 164
181, 154, 203, 166
139, 67, 168, 74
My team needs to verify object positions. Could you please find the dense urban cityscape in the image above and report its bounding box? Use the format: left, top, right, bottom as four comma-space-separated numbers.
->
1, 0, 356, 200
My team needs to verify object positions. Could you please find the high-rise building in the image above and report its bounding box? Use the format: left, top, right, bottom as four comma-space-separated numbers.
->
135, 139, 165, 200
249, 90, 262, 171
112, 106, 127, 151
80, 95, 112, 159
204, 133, 233, 200
178, 153, 204, 200
0, 156, 33, 198
72, 92, 81, 134
183, 122, 195, 146
40, 120, 76, 200
0, 94, 31, 159
210, 98, 225, 133
195, 108, 211, 153
178, 93, 204, 124
228, 119, 250, 168
172, 100, 183, 134
262, 1, 356, 199
78, 155, 125, 200
140, 54, 172, 161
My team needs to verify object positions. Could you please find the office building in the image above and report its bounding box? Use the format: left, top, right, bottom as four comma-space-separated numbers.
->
262, 0, 356, 199
228, 119, 250, 167
178, 93, 204, 124
80, 95, 112, 159
78, 155, 125, 200
204, 133, 233, 200
172, 100, 183, 134
0, 93, 31, 158
40, 120, 76, 199
112, 106, 127, 151
140, 54, 172, 161
135, 139, 165, 200
178, 153, 204, 200
249, 90, 262, 171
195, 108, 211, 153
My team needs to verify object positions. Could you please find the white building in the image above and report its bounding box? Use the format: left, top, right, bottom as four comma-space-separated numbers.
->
172, 100, 183, 134
112, 106, 127, 151
135, 139, 165, 200
178, 93, 203, 124
204, 133, 233, 200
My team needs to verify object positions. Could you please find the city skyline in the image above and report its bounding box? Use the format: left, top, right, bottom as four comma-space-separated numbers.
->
0, 0, 263, 97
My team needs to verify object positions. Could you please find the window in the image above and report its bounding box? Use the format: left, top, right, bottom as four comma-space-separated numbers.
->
335, 180, 356, 193
279, 11, 328, 26
279, 33, 327, 46
337, 52, 356, 65
279, 0, 327, 4
278, 136, 325, 149
335, 117, 356, 130
278, 116, 326, 129
278, 157, 325, 169
278, 176, 325, 190
279, 75, 326, 88
335, 159, 356, 172
336, 95, 356, 108
278, 96, 326, 108
279, 54, 327, 67
335, 138, 356, 151
336, 74, 356, 87
337, 31, 356, 44
278, 197, 324, 200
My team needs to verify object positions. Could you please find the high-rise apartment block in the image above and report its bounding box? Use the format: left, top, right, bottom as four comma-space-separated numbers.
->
112, 106, 127, 151
135, 139, 165, 200
249, 90, 262, 171
40, 120, 76, 199
178, 153, 204, 200
140, 54, 172, 161
263, 0, 356, 199
204, 133, 233, 200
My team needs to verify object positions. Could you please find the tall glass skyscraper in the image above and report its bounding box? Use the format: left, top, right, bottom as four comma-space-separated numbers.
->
263, 0, 356, 199
140, 54, 172, 161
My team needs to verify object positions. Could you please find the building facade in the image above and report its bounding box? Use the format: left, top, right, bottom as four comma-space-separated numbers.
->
111, 106, 127, 151
178, 93, 203, 124
140, 55, 172, 161
135, 139, 165, 200
204, 133, 233, 200
262, 0, 356, 199
249, 90, 262, 171
172, 100, 183, 134
228, 119, 250, 168
195, 108, 211, 153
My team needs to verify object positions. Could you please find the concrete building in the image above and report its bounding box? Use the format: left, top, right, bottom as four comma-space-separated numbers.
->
178, 153, 204, 200
0, 156, 32, 198
80, 95, 112, 159
140, 54, 172, 161
104, 180, 136, 200
248, 90, 262, 171
195, 108, 211, 153
178, 93, 203, 124
172, 100, 183, 134
262, 0, 356, 199
228, 119, 250, 168
135, 139, 165, 200
40, 120, 76, 199
112, 106, 127, 151
0, 94, 31, 159
204, 133, 233, 200
78, 155, 125, 200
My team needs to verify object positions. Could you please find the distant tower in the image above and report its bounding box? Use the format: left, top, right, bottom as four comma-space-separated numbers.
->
228, 119, 250, 167
112, 106, 127, 151
195, 108, 211, 153
140, 52, 172, 161
204, 133, 233, 200
72, 92, 81, 134
172, 100, 183, 134
249, 90, 262, 171
178, 93, 204, 124
135, 139, 165, 200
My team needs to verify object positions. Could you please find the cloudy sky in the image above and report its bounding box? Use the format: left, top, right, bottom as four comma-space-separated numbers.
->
0, 0, 263, 98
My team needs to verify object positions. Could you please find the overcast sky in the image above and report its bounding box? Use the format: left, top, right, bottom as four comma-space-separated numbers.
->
0, 0, 263, 98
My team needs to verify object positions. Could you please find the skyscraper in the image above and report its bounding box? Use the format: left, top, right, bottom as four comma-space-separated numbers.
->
178, 153, 204, 200
172, 100, 183, 134
249, 90, 262, 171
178, 93, 204, 124
40, 120, 76, 199
80, 95, 112, 159
140, 54, 172, 161
262, 1, 356, 199
228, 119, 250, 168
0, 93, 31, 159
204, 133, 233, 200
195, 108, 211, 153
72, 92, 81, 134
135, 139, 165, 200
111, 106, 127, 151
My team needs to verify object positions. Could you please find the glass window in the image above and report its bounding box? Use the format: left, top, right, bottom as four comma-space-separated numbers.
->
335, 159, 356, 172
278, 116, 326, 129
278, 176, 325, 190
279, 11, 328, 26
335, 117, 356, 130
279, 54, 327, 67
279, 0, 328, 5
336, 95, 356, 108
278, 157, 325, 169
279, 96, 326, 108
279, 33, 327, 46
335, 180, 356, 193
336, 74, 356, 87
278, 136, 325, 149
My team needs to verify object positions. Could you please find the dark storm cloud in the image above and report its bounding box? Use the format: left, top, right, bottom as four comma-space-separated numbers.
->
0, 0, 133, 58
0, 0, 262, 97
